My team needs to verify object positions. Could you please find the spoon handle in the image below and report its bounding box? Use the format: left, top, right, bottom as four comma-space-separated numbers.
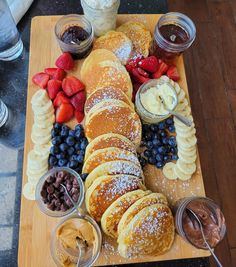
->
169, 110, 192, 127
204, 238, 223, 267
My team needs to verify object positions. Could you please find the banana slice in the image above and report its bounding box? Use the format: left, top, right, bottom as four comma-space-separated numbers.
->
176, 127, 196, 138
176, 135, 197, 149
176, 160, 196, 175
28, 175, 42, 186
174, 82, 181, 94
34, 109, 54, 122
31, 131, 51, 145
34, 115, 55, 129
174, 115, 194, 127
178, 150, 197, 164
176, 99, 188, 112
23, 182, 36, 200
34, 143, 51, 157
31, 89, 49, 106
173, 165, 191, 181
32, 100, 54, 115
175, 123, 195, 134
178, 146, 197, 156
178, 89, 186, 102
179, 106, 191, 117
26, 165, 48, 176
27, 149, 49, 169
163, 162, 178, 180
32, 124, 52, 138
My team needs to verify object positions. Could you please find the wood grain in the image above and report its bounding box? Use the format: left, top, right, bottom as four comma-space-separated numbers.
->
18, 15, 209, 267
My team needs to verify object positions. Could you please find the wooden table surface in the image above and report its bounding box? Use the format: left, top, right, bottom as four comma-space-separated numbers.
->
168, 1, 236, 267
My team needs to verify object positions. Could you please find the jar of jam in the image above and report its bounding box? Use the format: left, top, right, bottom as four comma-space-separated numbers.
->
151, 12, 196, 60
55, 14, 94, 59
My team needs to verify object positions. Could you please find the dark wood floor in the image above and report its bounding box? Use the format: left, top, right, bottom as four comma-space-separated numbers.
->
167, 0, 236, 266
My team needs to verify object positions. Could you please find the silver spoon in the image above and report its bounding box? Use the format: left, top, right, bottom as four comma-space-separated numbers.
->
186, 208, 223, 267
159, 96, 192, 127
60, 183, 77, 207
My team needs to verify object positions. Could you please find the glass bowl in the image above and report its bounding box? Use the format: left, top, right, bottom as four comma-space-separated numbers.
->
35, 167, 85, 217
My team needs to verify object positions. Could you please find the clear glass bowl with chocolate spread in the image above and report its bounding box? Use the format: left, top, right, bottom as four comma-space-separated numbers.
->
151, 12, 196, 60
174, 197, 226, 249
55, 14, 94, 59
35, 167, 85, 217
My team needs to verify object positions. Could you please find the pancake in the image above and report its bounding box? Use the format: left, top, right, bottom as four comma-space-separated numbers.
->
116, 21, 152, 58
82, 147, 140, 174
117, 204, 175, 257
101, 190, 151, 238
84, 86, 134, 115
94, 31, 133, 64
85, 160, 144, 190
85, 104, 142, 146
85, 174, 146, 222
117, 192, 168, 235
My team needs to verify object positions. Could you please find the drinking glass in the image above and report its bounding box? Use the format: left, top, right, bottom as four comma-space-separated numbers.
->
0, 99, 8, 127
0, 0, 23, 61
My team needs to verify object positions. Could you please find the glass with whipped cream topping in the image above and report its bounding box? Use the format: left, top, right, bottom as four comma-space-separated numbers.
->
81, 0, 120, 36
135, 79, 178, 124
51, 211, 102, 267
174, 197, 226, 250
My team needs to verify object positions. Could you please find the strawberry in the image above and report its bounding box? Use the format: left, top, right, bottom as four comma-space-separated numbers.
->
74, 110, 85, 123
137, 67, 149, 77
56, 103, 74, 123
55, 52, 74, 70
152, 60, 169, 79
62, 76, 85, 97
132, 83, 141, 102
131, 68, 150, 84
44, 68, 66, 81
167, 65, 180, 81
125, 55, 144, 72
138, 56, 159, 73
44, 68, 57, 77
47, 79, 62, 100
53, 91, 70, 107
32, 72, 49, 89
70, 91, 86, 112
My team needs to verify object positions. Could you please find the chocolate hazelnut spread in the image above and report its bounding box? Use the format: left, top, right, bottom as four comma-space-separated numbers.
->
182, 200, 225, 249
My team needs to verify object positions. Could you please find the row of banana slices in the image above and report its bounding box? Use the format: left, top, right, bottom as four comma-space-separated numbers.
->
23, 89, 54, 200
161, 76, 197, 181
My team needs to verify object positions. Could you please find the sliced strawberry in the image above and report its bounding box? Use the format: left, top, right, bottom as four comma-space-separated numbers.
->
44, 68, 57, 77
131, 68, 150, 84
132, 83, 141, 102
167, 65, 180, 81
138, 56, 159, 73
62, 76, 85, 97
70, 91, 86, 112
74, 110, 85, 123
137, 67, 149, 77
53, 91, 70, 107
55, 52, 74, 70
125, 55, 144, 73
47, 79, 62, 100
53, 68, 66, 81
56, 103, 74, 123
32, 72, 49, 89
152, 60, 169, 79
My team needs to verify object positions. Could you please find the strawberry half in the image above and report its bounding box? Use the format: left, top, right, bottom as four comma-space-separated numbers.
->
125, 55, 144, 73
70, 91, 86, 112
53, 91, 70, 107
152, 60, 169, 79
138, 56, 159, 73
44, 68, 57, 77
44, 68, 66, 81
55, 52, 74, 70
32, 72, 49, 89
137, 67, 149, 77
74, 110, 85, 123
56, 103, 74, 123
167, 65, 180, 81
47, 79, 62, 100
131, 68, 150, 84
62, 76, 85, 97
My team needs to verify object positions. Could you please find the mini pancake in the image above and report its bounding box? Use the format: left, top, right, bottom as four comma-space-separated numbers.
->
85, 174, 146, 222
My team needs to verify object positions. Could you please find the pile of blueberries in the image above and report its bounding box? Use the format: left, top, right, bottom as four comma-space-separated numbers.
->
49, 123, 88, 180
138, 117, 178, 169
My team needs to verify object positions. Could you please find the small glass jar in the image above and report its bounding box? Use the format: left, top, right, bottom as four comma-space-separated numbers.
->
174, 197, 226, 249
51, 211, 102, 267
55, 14, 94, 59
135, 79, 178, 124
151, 12, 196, 61
35, 167, 85, 217
81, 0, 120, 37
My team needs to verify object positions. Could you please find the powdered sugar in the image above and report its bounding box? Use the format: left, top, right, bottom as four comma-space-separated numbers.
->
84, 0, 117, 9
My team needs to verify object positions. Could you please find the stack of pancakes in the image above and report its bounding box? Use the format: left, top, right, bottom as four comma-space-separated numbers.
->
81, 48, 174, 258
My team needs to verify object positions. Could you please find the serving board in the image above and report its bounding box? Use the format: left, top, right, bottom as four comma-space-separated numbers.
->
18, 15, 209, 267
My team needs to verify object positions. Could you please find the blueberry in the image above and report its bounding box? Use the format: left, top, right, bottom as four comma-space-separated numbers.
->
75, 164, 82, 173
142, 124, 150, 133
70, 154, 78, 161
172, 154, 178, 161
62, 125, 70, 131
52, 136, 62, 145
140, 140, 147, 147
156, 161, 164, 169
78, 150, 85, 157
50, 146, 60, 155
144, 132, 152, 141
152, 138, 161, 147
74, 142, 81, 151
159, 130, 167, 138
54, 123, 62, 130
157, 146, 167, 154
49, 155, 58, 167
58, 159, 68, 167
67, 147, 75, 156
163, 155, 171, 162
151, 147, 159, 156
168, 136, 177, 147
81, 173, 88, 181
80, 139, 88, 150
59, 143, 69, 152
168, 125, 175, 133
69, 160, 78, 169
77, 154, 84, 163
56, 152, 67, 160
148, 156, 157, 165
66, 136, 75, 146
139, 157, 147, 167
51, 129, 59, 138
152, 133, 160, 139
162, 137, 169, 145
68, 130, 75, 137
170, 147, 177, 154
158, 122, 166, 130
150, 124, 158, 132
166, 117, 174, 125
75, 124, 83, 132
155, 154, 163, 162
61, 129, 69, 137
144, 149, 152, 158
146, 141, 153, 149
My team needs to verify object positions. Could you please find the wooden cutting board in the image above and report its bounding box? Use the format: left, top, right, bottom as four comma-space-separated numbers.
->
18, 14, 209, 267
